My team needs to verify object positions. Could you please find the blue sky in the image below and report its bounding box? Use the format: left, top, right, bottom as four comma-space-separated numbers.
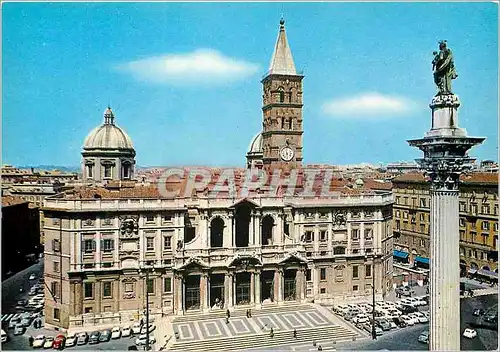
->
3, 2, 498, 167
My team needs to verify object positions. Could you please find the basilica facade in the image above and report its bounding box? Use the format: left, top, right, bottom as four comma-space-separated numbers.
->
42, 20, 394, 330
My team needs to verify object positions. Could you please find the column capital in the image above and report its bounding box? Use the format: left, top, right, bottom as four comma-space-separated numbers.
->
419, 157, 473, 191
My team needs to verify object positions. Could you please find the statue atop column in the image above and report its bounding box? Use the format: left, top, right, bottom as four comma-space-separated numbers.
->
433, 40, 458, 95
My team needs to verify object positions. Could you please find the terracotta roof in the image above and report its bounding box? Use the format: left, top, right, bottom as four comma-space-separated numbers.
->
1, 195, 28, 207
393, 172, 498, 185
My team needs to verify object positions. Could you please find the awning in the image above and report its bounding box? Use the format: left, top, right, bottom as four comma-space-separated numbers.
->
414, 256, 429, 265
477, 269, 498, 279
393, 250, 409, 259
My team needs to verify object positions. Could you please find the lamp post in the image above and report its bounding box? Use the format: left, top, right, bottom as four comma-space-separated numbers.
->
139, 264, 155, 351
365, 254, 377, 340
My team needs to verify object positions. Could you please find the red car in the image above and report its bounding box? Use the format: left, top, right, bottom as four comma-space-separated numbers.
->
52, 334, 66, 350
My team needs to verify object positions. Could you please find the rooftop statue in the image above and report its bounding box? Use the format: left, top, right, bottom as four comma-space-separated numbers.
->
433, 40, 458, 95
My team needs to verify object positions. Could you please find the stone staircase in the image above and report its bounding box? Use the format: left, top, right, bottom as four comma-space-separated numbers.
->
167, 325, 358, 352
173, 304, 314, 323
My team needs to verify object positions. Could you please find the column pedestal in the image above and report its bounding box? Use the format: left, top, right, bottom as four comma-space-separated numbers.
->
429, 189, 460, 351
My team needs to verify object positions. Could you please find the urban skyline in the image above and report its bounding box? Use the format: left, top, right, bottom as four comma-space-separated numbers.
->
3, 2, 498, 166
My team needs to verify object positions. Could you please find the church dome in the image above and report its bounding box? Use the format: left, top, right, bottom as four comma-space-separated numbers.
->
248, 132, 263, 154
83, 107, 134, 150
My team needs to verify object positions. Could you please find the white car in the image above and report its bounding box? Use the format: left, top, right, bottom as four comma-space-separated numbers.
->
400, 315, 415, 326
353, 314, 369, 324
140, 323, 156, 334
135, 334, 156, 346
29, 274, 36, 280
1, 329, 8, 343
463, 328, 477, 339
121, 326, 132, 337
43, 336, 54, 349
111, 327, 121, 339
389, 321, 398, 329
33, 335, 46, 348
334, 305, 349, 315
65, 333, 77, 347
407, 313, 421, 324
132, 322, 142, 334
413, 312, 428, 323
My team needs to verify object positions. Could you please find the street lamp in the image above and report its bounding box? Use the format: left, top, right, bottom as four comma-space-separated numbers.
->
139, 264, 155, 351
365, 254, 377, 340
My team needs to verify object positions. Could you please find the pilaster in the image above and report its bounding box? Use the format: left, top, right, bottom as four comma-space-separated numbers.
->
200, 273, 209, 312
225, 272, 234, 308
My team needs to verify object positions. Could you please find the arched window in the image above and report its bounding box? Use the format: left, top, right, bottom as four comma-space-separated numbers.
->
261, 215, 274, 245
210, 217, 224, 248
279, 91, 285, 103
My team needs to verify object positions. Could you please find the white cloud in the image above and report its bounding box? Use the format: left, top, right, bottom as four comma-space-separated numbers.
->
115, 49, 259, 86
321, 92, 418, 118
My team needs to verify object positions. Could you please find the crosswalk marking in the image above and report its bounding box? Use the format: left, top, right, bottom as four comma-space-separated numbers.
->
1, 314, 14, 322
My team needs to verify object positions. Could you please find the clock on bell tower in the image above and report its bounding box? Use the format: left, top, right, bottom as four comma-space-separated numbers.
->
261, 18, 304, 169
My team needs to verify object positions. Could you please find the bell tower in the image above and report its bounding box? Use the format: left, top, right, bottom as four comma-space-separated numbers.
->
261, 18, 304, 169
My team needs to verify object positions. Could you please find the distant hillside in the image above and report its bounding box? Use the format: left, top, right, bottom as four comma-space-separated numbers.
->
18, 165, 80, 173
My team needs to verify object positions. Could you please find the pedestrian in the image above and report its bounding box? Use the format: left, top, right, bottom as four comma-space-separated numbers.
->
226, 317, 229, 324
226, 309, 230, 319
313, 340, 317, 347
140, 318, 144, 326
270, 328, 274, 338
248, 309, 252, 318
29, 336, 34, 347
293, 329, 297, 338
318, 345, 323, 351
246, 309, 249, 318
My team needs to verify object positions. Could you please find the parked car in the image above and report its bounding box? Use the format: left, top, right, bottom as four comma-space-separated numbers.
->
14, 325, 26, 335
111, 327, 121, 339
484, 313, 497, 323
1, 329, 8, 343
8, 316, 21, 329
43, 337, 54, 349
65, 333, 77, 347
132, 322, 142, 335
333, 305, 350, 315
377, 319, 392, 331
135, 334, 156, 346
413, 312, 429, 323
375, 326, 383, 336
140, 324, 155, 334
76, 332, 89, 345
128, 346, 138, 350
29, 274, 37, 280
463, 328, 477, 339
122, 326, 132, 337
99, 330, 111, 342
32, 335, 46, 348
16, 300, 28, 309
418, 330, 429, 344
473, 309, 485, 316
89, 331, 101, 344
20, 318, 32, 328
53, 334, 66, 350
400, 315, 415, 326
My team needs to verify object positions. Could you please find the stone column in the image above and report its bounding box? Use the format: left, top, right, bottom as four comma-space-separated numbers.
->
408, 91, 484, 351
254, 271, 261, 308
255, 213, 261, 246
429, 188, 460, 350
174, 274, 184, 315
274, 269, 283, 303
296, 268, 306, 301
225, 273, 234, 308
200, 273, 209, 312
250, 271, 255, 304
249, 212, 255, 246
